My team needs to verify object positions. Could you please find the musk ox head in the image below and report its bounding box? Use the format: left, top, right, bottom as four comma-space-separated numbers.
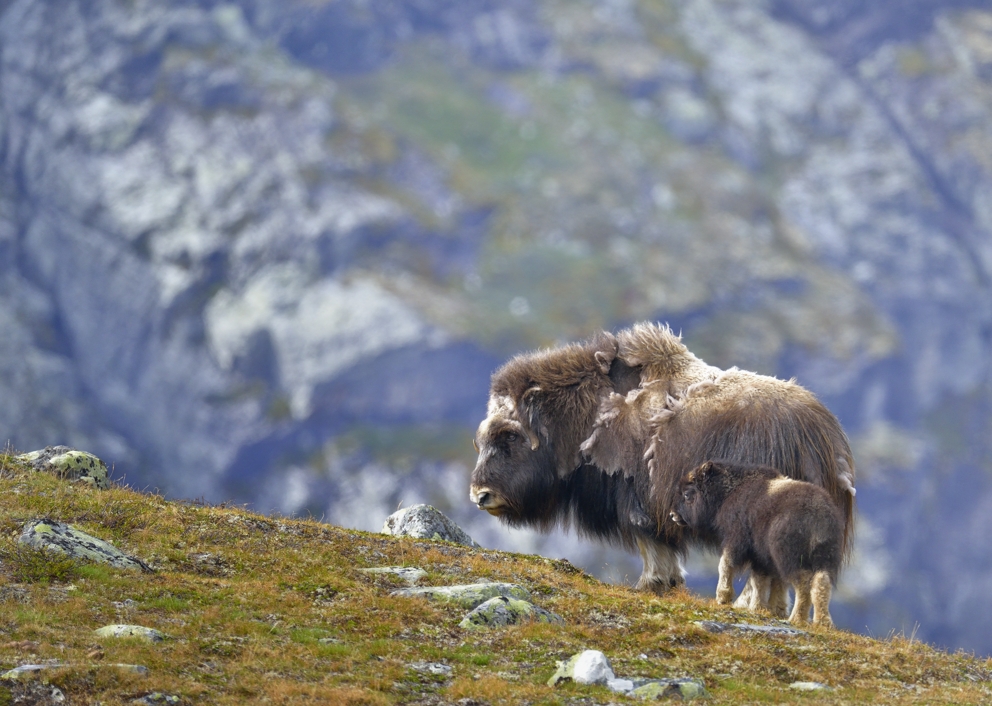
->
670, 461, 727, 532
469, 333, 618, 525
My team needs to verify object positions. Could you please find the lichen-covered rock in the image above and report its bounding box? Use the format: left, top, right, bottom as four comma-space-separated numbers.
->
381, 505, 480, 547
695, 620, 805, 636
15, 446, 110, 489
408, 662, 453, 677
548, 650, 615, 686
458, 595, 564, 630
391, 582, 530, 610
359, 566, 427, 585
1, 662, 148, 680
19, 520, 150, 572
629, 679, 708, 700
94, 625, 166, 642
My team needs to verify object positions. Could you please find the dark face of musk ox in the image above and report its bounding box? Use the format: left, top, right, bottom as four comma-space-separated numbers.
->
671, 463, 725, 532
469, 417, 559, 527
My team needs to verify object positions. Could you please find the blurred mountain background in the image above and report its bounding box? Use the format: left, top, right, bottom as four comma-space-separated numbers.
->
3, 0, 992, 653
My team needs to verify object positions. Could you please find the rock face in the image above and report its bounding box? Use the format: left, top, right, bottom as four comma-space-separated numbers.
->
381, 505, 479, 547
2, 0, 992, 652
19, 520, 150, 572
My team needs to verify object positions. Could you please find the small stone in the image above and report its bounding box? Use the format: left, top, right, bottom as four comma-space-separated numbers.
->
606, 677, 635, 693
19, 520, 150, 572
131, 693, 182, 705
359, 566, 427, 585
391, 582, 530, 610
382, 505, 480, 547
16, 446, 110, 489
94, 625, 166, 642
548, 650, 615, 686
459, 596, 564, 630
409, 662, 453, 677
3, 640, 40, 651
790, 681, 831, 691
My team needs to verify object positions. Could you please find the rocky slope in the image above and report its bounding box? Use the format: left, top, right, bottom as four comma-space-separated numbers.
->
3, 454, 992, 705
2, 0, 992, 652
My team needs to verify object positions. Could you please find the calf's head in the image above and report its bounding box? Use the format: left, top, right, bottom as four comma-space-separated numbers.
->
671, 461, 726, 531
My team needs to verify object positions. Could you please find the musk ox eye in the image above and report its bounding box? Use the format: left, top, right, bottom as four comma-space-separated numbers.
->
505, 432, 518, 443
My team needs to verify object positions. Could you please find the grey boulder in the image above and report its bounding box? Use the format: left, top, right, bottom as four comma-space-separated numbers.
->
391, 582, 530, 610
381, 505, 479, 547
19, 520, 150, 572
16, 447, 110, 489
459, 595, 564, 630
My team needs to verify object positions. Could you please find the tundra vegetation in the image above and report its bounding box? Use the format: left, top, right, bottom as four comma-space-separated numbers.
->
1, 450, 991, 705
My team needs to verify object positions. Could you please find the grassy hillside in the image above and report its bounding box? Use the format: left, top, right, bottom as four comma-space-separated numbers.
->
1, 452, 990, 705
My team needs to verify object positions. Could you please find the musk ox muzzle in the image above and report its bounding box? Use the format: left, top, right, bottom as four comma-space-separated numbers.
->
469, 484, 506, 515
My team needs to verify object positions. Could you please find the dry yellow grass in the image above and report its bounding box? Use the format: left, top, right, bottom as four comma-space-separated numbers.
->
1, 450, 990, 705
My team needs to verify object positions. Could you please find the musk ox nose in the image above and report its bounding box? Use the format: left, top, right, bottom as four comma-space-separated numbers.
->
469, 485, 491, 507
470, 485, 505, 515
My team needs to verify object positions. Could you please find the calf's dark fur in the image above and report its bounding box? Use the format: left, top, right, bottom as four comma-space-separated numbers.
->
672, 460, 843, 626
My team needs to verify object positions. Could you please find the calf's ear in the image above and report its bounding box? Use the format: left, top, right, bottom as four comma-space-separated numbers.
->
592, 332, 618, 374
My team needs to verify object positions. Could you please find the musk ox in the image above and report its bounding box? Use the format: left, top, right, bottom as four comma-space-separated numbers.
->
671, 460, 843, 626
469, 322, 855, 611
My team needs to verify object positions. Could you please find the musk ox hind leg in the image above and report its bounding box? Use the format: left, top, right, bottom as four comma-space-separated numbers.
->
634, 536, 686, 594
810, 570, 834, 628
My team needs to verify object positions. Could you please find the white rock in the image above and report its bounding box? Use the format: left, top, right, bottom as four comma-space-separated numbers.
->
572, 650, 616, 685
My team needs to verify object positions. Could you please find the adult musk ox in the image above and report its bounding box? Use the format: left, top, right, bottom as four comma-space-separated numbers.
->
469, 322, 856, 609
672, 461, 844, 626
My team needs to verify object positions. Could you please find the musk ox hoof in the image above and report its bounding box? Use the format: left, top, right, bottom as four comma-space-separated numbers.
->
716, 587, 735, 605
635, 575, 685, 595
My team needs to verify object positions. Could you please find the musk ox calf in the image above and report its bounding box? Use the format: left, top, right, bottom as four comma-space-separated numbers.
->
469, 322, 855, 611
671, 461, 843, 627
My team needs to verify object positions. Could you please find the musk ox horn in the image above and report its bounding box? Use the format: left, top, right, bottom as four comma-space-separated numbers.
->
518, 385, 543, 451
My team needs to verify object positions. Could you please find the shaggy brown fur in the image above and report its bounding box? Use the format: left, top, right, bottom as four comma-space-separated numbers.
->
672, 461, 843, 626
469, 322, 856, 595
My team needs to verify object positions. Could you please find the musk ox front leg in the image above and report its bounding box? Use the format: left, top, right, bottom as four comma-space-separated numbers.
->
716, 548, 735, 605
634, 536, 686, 594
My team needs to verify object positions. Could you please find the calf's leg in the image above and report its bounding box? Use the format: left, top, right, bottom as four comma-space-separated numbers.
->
789, 571, 813, 626
634, 536, 686, 594
810, 570, 833, 628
